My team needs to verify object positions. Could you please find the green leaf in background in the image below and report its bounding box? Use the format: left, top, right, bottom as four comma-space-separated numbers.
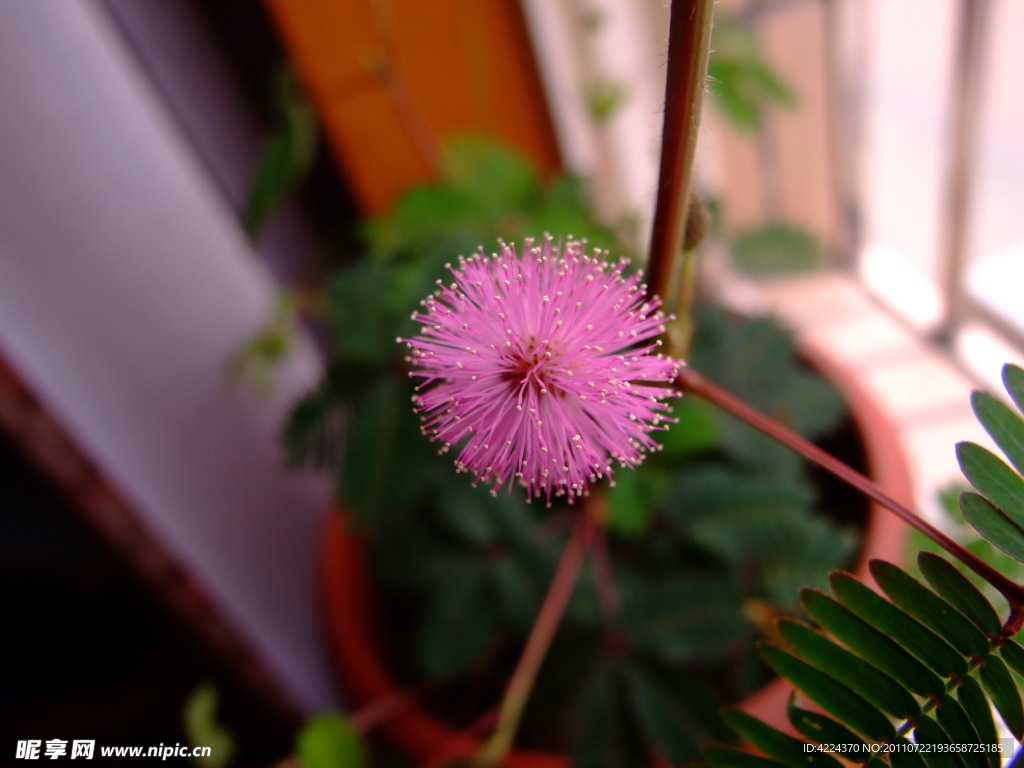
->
830, 571, 967, 679
296, 714, 366, 768
978, 654, 1024, 739
868, 560, 990, 658
730, 224, 824, 277
972, 390, 1024, 477
688, 308, 845, 464
243, 68, 317, 240
721, 708, 844, 768
621, 573, 749, 662
758, 643, 896, 743
182, 684, 234, 768
328, 261, 407, 367
760, 520, 857, 605
917, 552, 1003, 638
669, 467, 816, 563
441, 137, 537, 218
339, 376, 431, 523
625, 656, 734, 765
957, 441, 1024, 526
584, 77, 629, 123
605, 464, 669, 536
416, 556, 497, 677
658, 397, 720, 461
707, 16, 796, 133
282, 362, 358, 470
800, 588, 945, 698
571, 660, 644, 768
960, 491, 1024, 562
776, 619, 921, 721
225, 292, 300, 395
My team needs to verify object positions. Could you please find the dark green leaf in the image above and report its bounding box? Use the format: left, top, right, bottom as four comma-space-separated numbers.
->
759, 643, 896, 742
957, 442, 1024, 525
621, 574, 748, 661
282, 363, 355, 470
297, 714, 366, 768
572, 660, 646, 768
340, 376, 431, 522
800, 588, 946, 697
721, 708, 844, 768
979, 654, 1024, 739
830, 571, 967, 678
777, 619, 920, 720
957, 676, 1001, 768
704, 747, 791, 768
663, 465, 856, 601
973, 391, 1024, 478
913, 716, 967, 768
935, 694, 988, 768
626, 656, 732, 764
960, 491, 1024, 562
918, 553, 1002, 638
1005, 365, 1024, 415
658, 397, 720, 461
417, 558, 495, 677
870, 560, 990, 657
1001, 639, 1024, 678
243, 69, 316, 239
785, 702, 869, 764
688, 307, 845, 452
606, 465, 666, 536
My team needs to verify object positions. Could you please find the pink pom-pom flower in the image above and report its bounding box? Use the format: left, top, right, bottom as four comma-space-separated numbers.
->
400, 238, 681, 504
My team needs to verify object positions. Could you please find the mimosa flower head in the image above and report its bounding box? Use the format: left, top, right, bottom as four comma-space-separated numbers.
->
400, 237, 681, 504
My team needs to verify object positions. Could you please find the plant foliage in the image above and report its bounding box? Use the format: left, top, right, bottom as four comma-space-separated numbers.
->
284, 140, 861, 765
701, 365, 1024, 768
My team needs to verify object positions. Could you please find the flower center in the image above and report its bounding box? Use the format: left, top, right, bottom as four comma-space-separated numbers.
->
503, 340, 564, 397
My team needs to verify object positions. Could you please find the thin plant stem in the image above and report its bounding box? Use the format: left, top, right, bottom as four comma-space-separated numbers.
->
677, 366, 1024, 636
476, 507, 597, 766
647, 0, 716, 329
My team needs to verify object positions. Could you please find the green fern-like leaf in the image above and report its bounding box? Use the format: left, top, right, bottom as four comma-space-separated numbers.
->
703, 364, 1024, 768
957, 364, 1024, 560
702, 558, 1022, 768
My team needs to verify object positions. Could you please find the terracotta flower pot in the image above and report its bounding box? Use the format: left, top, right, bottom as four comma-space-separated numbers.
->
320, 342, 914, 765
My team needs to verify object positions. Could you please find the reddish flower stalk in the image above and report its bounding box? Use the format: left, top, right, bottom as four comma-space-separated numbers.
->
477, 508, 598, 766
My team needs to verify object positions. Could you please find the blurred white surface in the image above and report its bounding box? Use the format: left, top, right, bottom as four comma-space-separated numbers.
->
0, 0, 335, 709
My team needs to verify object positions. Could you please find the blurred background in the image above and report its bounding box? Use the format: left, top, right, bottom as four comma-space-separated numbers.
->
0, 0, 1021, 764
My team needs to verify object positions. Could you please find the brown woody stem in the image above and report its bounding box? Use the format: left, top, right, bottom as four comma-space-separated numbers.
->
647, 0, 715, 320
677, 366, 1024, 636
